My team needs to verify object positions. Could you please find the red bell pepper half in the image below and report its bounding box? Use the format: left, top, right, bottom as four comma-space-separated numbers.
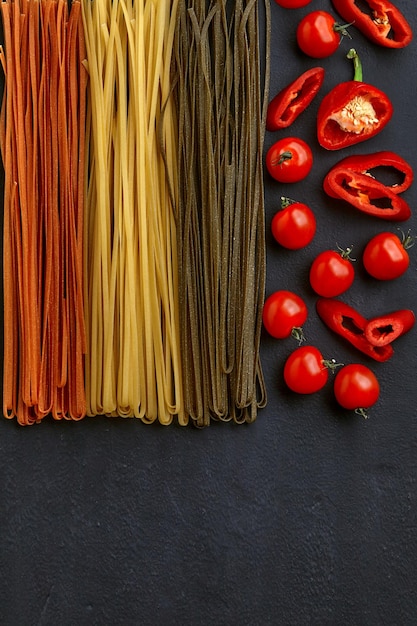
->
266, 67, 325, 131
323, 166, 411, 221
316, 298, 394, 362
331, 0, 412, 49
323, 151, 414, 198
317, 49, 393, 150
365, 309, 415, 347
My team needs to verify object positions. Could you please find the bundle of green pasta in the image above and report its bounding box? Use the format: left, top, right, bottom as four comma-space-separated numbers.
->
81, 0, 185, 423
171, 0, 271, 426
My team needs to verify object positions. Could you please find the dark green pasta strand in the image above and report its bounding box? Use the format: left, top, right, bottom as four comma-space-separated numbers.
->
234, 0, 266, 410
172, 0, 270, 426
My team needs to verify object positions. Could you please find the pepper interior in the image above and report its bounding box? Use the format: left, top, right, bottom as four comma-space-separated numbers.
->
352, 0, 374, 18
280, 75, 323, 124
369, 323, 395, 340
351, 1, 392, 38
339, 177, 394, 209
341, 315, 391, 358
361, 165, 406, 189
324, 87, 392, 149
341, 315, 364, 335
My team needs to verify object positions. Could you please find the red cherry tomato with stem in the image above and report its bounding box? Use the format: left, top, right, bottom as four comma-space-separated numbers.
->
271, 197, 316, 249
284, 345, 341, 394
274, 0, 312, 8
263, 290, 307, 342
334, 364, 380, 418
296, 11, 352, 59
363, 230, 415, 280
266, 137, 313, 184
310, 246, 355, 297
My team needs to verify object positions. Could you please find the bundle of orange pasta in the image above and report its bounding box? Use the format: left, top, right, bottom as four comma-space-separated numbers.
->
0, 0, 87, 424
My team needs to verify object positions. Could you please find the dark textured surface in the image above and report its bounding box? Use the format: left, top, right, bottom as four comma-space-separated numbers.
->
1, 1, 417, 624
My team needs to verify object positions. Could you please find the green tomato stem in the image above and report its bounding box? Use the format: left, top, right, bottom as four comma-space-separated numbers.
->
322, 359, 344, 373
333, 21, 354, 40
336, 244, 356, 261
291, 326, 305, 345
272, 151, 292, 167
399, 228, 416, 250
280, 196, 296, 209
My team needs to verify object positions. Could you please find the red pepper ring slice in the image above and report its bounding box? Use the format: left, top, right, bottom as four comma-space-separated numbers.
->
316, 298, 394, 362
266, 67, 325, 131
331, 0, 412, 49
323, 151, 414, 198
324, 168, 411, 221
317, 81, 393, 150
365, 309, 415, 347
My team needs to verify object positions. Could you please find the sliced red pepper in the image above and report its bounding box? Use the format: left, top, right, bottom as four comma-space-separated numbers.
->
317, 49, 393, 150
323, 151, 414, 198
331, 0, 412, 49
323, 167, 411, 221
316, 298, 394, 362
266, 67, 325, 131
365, 309, 415, 346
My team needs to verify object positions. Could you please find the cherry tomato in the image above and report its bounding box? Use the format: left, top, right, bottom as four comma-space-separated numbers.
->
266, 137, 313, 184
274, 0, 312, 7
284, 345, 329, 394
262, 290, 307, 340
271, 198, 316, 249
363, 231, 413, 280
309, 247, 355, 297
334, 364, 380, 417
296, 11, 348, 59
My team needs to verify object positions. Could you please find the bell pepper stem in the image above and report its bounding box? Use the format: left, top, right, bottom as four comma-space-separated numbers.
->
347, 48, 363, 82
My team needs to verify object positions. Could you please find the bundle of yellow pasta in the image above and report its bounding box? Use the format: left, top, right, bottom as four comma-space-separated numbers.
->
81, 0, 185, 424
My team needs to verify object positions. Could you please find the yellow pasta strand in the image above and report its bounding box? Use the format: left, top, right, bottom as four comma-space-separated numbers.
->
82, 0, 184, 424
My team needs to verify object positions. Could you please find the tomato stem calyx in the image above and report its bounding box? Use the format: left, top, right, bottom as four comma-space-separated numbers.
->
322, 358, 344, 372
280, 196, 296, 208
398, 228, 416, 250
355, 407, 370, 419
272, 151, 293, 167
291, 326, 306, 345
336, 243, 356, 261
333, 21, 354, 41
347, 48, 363, 82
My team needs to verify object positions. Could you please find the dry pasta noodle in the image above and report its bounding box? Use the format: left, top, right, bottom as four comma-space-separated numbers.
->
81, 0, 185, 424
170, 0, 270, 426
0, 0, 87, 424
1, 0, 270, 427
